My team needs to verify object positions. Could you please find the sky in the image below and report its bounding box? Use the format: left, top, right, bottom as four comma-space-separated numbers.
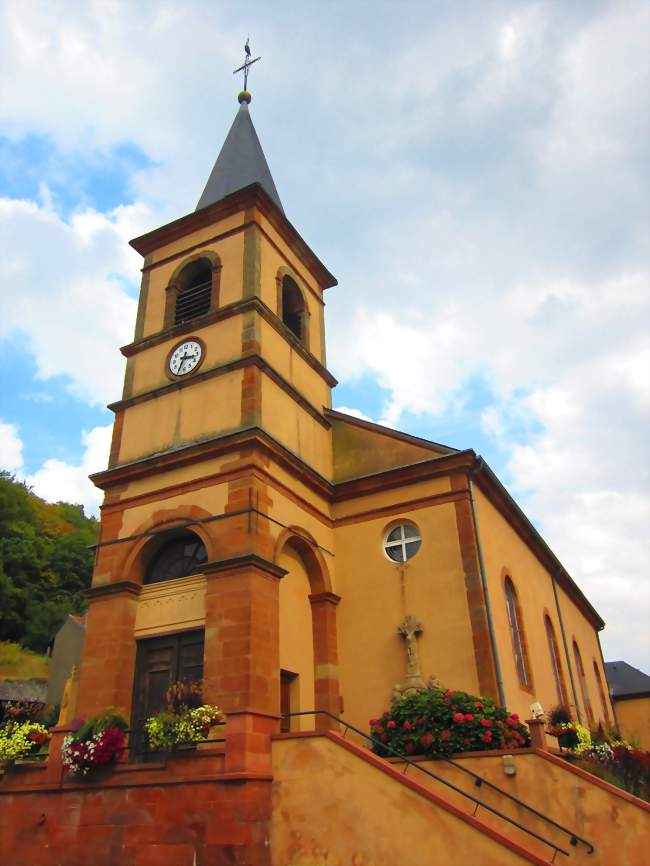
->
0, 0, 648, 670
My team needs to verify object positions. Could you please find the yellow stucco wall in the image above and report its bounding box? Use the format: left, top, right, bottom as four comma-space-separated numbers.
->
335, 491, 479, 733
391, 750, 649, 866
473, 486, 613, 725
615, 697, 650, 749
278, 545, 316, 731
117, 370, 244, 465
271, 735, 538, 866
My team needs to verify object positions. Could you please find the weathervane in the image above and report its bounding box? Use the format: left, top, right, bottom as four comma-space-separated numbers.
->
233, 36, 261, 93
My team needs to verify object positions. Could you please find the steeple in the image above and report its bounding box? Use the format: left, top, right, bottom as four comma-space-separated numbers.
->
196, 93, 284, 214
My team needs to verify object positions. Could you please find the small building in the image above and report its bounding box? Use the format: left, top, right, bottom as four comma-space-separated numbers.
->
45, 614, 85, 708
605, 660, 650, 749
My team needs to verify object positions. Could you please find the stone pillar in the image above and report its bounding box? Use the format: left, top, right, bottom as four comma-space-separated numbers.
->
526, 718, 548, 751
203, 555, 286, 773
309, 592, 341, 732
76, 582, 140, 720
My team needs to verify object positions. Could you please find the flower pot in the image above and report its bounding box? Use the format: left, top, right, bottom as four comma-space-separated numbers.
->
558, 730, 579, 749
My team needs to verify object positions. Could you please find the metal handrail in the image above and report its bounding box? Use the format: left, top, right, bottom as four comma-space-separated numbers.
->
441, 753, 593, 854
284, 710, 595, 861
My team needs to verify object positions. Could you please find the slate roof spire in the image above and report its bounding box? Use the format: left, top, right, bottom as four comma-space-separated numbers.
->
196, 91, 284, 214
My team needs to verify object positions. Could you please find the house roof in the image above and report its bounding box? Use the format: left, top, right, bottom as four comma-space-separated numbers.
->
195, 95, 284, 214
605, 660, 650, 699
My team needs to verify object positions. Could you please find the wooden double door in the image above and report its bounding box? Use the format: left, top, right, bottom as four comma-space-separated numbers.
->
131, 630, 204, 756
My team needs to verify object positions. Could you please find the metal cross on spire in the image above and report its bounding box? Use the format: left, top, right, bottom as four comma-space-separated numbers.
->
233, 37, 261, 92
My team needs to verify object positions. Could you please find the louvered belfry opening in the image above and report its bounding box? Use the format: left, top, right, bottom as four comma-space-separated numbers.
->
174, 261, 212, 325
282, 275, 305, 341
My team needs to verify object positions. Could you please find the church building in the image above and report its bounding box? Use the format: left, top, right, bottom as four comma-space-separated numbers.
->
5, 80, 642, 866
78, 87, 613, 743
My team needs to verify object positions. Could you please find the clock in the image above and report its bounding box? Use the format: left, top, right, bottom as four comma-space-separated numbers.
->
168, 339, 203, 377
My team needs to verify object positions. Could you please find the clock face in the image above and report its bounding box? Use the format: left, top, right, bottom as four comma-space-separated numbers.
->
168, 340, 203, 377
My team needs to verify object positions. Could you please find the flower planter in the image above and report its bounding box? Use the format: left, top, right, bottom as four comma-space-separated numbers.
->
557, 730, 580, 749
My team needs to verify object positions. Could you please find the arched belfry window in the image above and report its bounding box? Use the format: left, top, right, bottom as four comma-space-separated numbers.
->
175, 261, 212, 325
504, 576, 532, 690
164, 256, 220, 330
144, 531, 207, 585
281, 275, 307, 344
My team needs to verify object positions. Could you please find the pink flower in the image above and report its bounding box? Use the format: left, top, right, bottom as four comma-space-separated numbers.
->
480, 719, 492, 728
369, 718, 378, 726
464, 714, 474, 722
510, 713, 519, 721
453, 713, 465, 724
387, 721, 396, 729
507, 718, 518, 728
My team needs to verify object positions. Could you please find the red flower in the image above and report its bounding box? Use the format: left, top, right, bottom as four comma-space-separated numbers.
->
440, 730, 451, 740
445, 690, 456, 697
369, 718, 378, 726
507, 718, 518, 727
417, 718, 425, 726
453, 713, 465, 723
510, 713, 519, 721
405, 741, 415, 754
419, 732, 434, 746
450, 705, 457, 711
480, 731, 493, 743
464, 714, 474, 722
374, 725, 384, 735
403, 721, 413, 731
476, 703, 484, 711
480, 719, 492, 728
387, 721, 396, 729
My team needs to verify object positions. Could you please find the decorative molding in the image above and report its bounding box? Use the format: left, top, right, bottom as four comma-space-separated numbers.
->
308, 592, 341, 606
134, 574, 206, 637
203, 553, 288, 580
86, 580, 141, 600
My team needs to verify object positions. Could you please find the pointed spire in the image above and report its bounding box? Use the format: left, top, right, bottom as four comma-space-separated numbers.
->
196, 93, 284, 214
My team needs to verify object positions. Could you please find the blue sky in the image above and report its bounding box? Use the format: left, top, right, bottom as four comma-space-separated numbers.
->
0, 0, 648, 668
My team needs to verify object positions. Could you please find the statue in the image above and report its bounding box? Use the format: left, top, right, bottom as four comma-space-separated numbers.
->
392, 615, 429, 699
57, 665, 79, 726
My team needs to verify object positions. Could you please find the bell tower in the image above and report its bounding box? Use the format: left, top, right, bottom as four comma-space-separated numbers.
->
108, 89, 337, 478
78, 85, 342, 774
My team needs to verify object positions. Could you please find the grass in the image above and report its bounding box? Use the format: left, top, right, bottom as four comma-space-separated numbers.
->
0, 642, 50, 681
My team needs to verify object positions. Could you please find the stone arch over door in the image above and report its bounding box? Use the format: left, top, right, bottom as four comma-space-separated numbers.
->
275, 527, 340, 731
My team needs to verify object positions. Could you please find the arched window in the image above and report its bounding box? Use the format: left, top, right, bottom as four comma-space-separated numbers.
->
573, 641, 594, 726
174, 261, 213, 325
144, 532, 207, 585
281, 275, 307, 343
544, 615, 568, 705
504, 576, 532, 689
593, 660, 611, 724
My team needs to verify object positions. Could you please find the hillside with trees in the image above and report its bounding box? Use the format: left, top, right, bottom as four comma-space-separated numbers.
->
0, 472, 98, 652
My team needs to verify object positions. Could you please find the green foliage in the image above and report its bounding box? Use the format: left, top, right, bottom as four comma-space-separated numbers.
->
145, 704, 225, 752
370, 686, 531, 758
0, 642, 50, 680
71, 708, 129, 744
0, 472, 98, 652
0, 721, 51, 766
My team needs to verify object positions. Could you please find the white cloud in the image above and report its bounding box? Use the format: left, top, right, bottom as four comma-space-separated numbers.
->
25, 424, 111, 516
0, 0, 648, 668
333, 406, 374, 423
0, 419, 25, 470
0, 197, 144, 405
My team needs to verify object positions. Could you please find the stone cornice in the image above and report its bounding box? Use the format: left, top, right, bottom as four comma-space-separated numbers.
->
86, 580, 141, 600
119, 296, 337, 388
107, 352, 331, 429
129, 183, 337, 291
202, 553, 288, 580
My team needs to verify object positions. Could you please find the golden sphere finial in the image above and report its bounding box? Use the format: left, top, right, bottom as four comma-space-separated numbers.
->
238, 90, 252, 104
